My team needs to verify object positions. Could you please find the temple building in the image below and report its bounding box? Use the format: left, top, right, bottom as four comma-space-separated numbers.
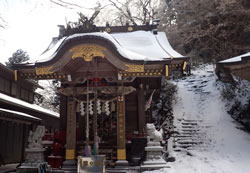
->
13, 24, 189, 170
216, 52, 250, 82
0, 63, 59, 165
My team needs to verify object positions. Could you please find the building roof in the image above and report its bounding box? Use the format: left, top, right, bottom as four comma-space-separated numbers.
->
22, 30, 185, 65
13, 29, 189, 80
0, 92, 59, 118
0, 108, 41, 122
218, 52, 250, 64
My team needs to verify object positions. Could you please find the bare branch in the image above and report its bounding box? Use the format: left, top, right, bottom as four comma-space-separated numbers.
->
50, 0, 97, 10
56, 0, 84, 9
50, 0, 73, 9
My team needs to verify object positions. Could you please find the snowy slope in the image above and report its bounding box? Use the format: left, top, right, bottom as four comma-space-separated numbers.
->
146, 64, 250, 173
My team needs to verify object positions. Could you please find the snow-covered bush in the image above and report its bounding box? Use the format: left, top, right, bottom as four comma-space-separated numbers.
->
151, 78, 177, 140
219, 78, 250, 130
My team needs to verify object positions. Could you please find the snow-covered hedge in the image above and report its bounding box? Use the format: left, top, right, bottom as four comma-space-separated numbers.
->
219, 77, 250, 130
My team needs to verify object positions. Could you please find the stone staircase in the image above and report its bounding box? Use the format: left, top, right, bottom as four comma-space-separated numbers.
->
173, 118, 211, 152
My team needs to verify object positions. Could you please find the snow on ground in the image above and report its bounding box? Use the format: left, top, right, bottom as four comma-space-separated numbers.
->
146, 64, 250, 173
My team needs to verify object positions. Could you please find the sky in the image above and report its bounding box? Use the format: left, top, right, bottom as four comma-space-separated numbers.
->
0, 0, 105, 64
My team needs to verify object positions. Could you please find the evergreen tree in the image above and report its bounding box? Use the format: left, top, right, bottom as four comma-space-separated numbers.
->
6, 49, 30, 68
162, 0, 250, 63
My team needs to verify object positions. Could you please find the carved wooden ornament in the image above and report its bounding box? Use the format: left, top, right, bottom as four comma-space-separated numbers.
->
69, 44, 106, 62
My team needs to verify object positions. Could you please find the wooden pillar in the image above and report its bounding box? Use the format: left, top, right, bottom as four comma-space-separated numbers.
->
93, 90, 98, 154
59, 94, 67, 131
65, 96, 77, 160
116, 95, 128, 166
138, 84, 146, 134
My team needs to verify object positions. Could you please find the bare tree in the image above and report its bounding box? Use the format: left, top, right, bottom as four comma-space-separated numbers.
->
49, 0, 90, 9
107, 0, 161, 25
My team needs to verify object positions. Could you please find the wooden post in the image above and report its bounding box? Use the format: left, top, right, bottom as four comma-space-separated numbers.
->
63, 96, 77, 171
93, 89, 98, 154
116, 95, 128, 166
59, 94, 67, 131
138, 84, 146, 134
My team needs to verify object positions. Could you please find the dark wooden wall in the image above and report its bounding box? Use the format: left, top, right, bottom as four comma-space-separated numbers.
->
0, 64, 36, 104
125, 91, 138, 133
0, 119, 31, 164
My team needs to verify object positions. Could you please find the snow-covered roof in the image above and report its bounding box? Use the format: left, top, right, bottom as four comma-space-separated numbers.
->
37, 31, 184, 63
0, 108, 41, 121
219, 52, 250, 63
0, 92, 59, 118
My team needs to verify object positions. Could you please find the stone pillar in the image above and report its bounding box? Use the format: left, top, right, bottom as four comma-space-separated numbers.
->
138, 84, 146, 134
116, 95, 128, 166
62, 96, 77, 171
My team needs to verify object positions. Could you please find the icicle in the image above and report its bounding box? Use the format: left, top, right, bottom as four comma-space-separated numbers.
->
80, 101, 85, 116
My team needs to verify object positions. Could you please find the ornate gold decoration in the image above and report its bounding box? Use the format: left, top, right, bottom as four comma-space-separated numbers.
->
36, 66, 53, 75
125, 64, 144, 72
127, 26, 133, 31
69, 44, 106, 62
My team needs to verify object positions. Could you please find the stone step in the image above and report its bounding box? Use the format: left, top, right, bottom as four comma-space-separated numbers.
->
181, 122, 198, 126
176, 141, 203, 145
182, 119, 203, 122
181, 129, 201, 132
174, 138, 204, 143
180, 125, 200, 128
174, 135, 203, 138
178, 132, 206, 135
173, 143, 209, 149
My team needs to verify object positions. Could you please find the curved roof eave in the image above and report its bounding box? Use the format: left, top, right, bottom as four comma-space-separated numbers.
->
13, 31, 188, 70
218, 52, 250, 65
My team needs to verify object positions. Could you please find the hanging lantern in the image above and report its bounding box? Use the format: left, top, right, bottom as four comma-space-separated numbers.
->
80, 101, 85, 116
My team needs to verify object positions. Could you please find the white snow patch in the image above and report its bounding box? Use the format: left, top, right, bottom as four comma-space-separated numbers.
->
0, 108, 41, 121
145, 64, 250, 173
0, 92, 59, 118
36, 31, 184, 63
219, 52, 250, 63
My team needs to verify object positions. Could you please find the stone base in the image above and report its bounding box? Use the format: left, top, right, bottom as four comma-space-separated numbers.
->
62, 160, 77, 172
17, 163, 47, 173
143, 159, 167, 165
141, 143, 168, 171
22, 148, 45, 167
106, 166, 140, 173
115, 160, 129, 168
